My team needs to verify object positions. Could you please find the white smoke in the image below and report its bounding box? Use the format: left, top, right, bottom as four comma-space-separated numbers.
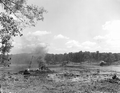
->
10, 31, 49, 71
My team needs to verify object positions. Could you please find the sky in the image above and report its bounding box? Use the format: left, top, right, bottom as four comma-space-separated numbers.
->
8, 0, 120, 54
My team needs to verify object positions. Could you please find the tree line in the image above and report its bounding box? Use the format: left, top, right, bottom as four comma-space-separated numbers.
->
45, 51, 120, 65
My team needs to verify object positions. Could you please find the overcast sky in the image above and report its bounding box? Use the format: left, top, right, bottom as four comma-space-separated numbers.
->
10, 0, 120, 54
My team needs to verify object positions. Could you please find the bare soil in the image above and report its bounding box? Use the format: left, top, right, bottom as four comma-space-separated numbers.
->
0, 64, 120, 93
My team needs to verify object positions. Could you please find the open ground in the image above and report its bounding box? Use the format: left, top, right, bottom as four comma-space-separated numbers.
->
0, 62, 120, 93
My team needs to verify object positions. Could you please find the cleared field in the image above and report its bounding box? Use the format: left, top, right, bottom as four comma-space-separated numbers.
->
0, 63, 120, 93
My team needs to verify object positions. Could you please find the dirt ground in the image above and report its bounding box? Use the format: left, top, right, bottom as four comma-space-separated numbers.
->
0, 64, 120, 93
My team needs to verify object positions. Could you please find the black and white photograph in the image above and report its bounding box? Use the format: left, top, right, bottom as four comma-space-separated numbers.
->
0, 0, 120, 93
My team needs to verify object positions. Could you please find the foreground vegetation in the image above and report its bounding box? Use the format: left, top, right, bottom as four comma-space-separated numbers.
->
0, 63, 120, 93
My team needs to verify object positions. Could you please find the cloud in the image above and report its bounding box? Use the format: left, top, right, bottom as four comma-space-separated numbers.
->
103, 20, 120, 31
20, 35, 48, 53
66, 40, 96, 49
12, 42, 22, 48
32, 31, 51, 36
23, 30, 51, 43
81, 41, 97, 51
65, 40, 82, 52
11, 31, 51, 54
66, 40, 81, 48
102, 20, 120, 40
92, 20, 120, 53
93, 35, 107, 45
27, 31, 51, 38
11, 41, 47, 54
47, 45, 67, 54
54, 34, 69, 39
65, 39, 99, 52
81, 41, 96, 47
93, 35, 105, 41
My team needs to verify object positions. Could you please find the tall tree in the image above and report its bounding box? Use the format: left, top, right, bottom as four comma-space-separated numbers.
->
0, 0, 46, 66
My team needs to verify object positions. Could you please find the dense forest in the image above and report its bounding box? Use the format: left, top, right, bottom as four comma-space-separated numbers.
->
45, 51, 120, 65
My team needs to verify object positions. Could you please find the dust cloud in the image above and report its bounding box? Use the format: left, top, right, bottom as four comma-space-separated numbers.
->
9, 32, 49, 72
10, 45, 48, 72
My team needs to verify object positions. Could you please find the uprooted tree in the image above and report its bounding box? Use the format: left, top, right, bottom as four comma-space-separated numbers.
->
0, 0, 46, 66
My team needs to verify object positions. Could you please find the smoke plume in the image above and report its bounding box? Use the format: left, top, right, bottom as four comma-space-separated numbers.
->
10, 32, 48, 72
